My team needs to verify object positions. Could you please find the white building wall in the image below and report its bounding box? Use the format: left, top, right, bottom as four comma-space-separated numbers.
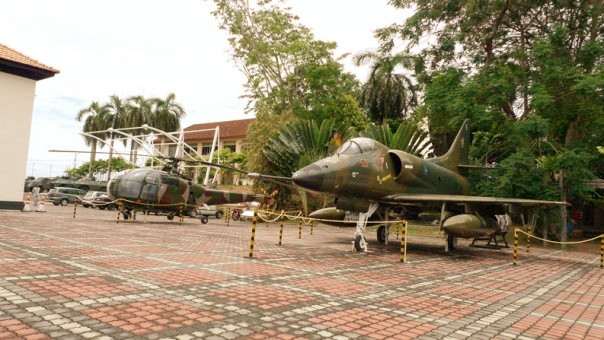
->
0, 72, 36, 206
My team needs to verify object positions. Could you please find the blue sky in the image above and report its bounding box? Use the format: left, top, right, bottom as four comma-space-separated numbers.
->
0, 0, 408, 177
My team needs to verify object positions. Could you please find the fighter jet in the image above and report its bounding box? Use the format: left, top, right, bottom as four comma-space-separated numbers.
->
290, 120, 566, 252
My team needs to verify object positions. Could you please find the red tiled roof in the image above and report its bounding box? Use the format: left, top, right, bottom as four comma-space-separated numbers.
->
183, 118, 255, 142
0, 44, 59, 73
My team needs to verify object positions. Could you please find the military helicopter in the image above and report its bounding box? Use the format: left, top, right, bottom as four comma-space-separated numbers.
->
48, 150, 266, 223
107, 157, 265, 222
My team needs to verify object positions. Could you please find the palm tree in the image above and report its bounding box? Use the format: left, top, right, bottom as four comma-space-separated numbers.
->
104, 95, 130, 180
263, 119, 335, 177
126, 96, 153, 163
359, 121, 433, 157
76, 102, 111, 178
263, 119, 336, 212
151, 93, 186, 132
354, 52, 418, 124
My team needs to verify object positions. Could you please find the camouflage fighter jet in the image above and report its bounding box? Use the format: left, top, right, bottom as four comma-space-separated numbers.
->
290, 120, 566, 252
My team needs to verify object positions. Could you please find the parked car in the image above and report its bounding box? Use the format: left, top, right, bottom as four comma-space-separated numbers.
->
81, 191, 114, 209
197, 206, 225, 219
48, 187, 86, 206
91, 193, 115, 210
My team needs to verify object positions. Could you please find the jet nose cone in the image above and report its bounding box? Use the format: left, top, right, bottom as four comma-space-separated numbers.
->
292, 164, 324, 192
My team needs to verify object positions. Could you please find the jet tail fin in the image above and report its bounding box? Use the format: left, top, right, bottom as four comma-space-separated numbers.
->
432, 119, 470, 172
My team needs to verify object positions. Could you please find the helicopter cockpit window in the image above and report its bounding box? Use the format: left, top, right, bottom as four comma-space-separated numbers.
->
336, 140, 362, 155
117, 179, 143, 199
145, 172, 161, 185
140, 183, 159, 202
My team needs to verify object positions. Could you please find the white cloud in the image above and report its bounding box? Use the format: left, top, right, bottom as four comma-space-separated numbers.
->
0, 0, 407, 176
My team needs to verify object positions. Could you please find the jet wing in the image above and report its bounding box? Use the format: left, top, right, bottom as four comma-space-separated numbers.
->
380, 194, 568, 207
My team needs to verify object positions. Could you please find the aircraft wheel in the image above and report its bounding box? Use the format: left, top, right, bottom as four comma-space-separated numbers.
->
215, 210, 224, 219
123, 211, 130, 220
200, 215, 209, 224
377, 225, 386, 244
167, 214, 175, 221
353, 235, 367, 252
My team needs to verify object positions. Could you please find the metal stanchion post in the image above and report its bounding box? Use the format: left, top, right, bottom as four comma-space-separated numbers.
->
133, 210, 137, 221
513, 228, 518, 265
73, 202, 77, 219
310, 222, 314, 235
278, 223, 283, 246
600, 236, 603, 269
396, 223, 400, 240
225, 208, 230, 226
249, 213, 257, 258
298, 221, 302, 239
116, 209, 120, 224
400, 221, 408, 263
526, 229, 531, 253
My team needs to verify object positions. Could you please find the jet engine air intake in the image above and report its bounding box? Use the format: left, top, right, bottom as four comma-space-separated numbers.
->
388, 151, 403, 179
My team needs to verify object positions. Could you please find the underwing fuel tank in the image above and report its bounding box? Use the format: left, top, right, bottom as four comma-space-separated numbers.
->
309, 207, 347, 227
442, 214, 494, 238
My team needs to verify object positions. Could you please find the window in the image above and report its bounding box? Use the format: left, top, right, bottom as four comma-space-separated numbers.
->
168, 145, 177, 157
224, 144, 236, 152
201, 144, 213, 155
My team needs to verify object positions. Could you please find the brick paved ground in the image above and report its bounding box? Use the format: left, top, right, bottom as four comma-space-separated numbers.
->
0, 206, 602, 339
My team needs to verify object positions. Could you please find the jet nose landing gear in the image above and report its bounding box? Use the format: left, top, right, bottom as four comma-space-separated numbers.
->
353, 203, 379, 252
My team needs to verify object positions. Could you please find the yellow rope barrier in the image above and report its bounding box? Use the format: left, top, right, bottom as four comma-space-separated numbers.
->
255, 209, 406, 225
513, 229, 604, 268
515, 229, 604, 245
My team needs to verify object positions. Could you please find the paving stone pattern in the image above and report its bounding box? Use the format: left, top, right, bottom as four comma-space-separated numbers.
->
0, 206, 602, 339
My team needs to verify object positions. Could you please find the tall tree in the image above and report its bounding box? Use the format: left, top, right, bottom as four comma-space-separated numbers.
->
150, 93, 185, 133
354, 52, 419, 124
126, 96, 153, 163
76, 102, 111, 178
212, 0, 367, 172
104, 95, 130, 180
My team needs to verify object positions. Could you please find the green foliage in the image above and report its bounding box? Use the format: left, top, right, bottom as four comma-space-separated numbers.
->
212, 0, 368, 171
354, 52, 419, 123
377, 0, 604, 203
263, 119, 335, 177
66, 158, 136, 178
359, 121, 432, 156
474, 150, 557, 201
77, 94, 186, 167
